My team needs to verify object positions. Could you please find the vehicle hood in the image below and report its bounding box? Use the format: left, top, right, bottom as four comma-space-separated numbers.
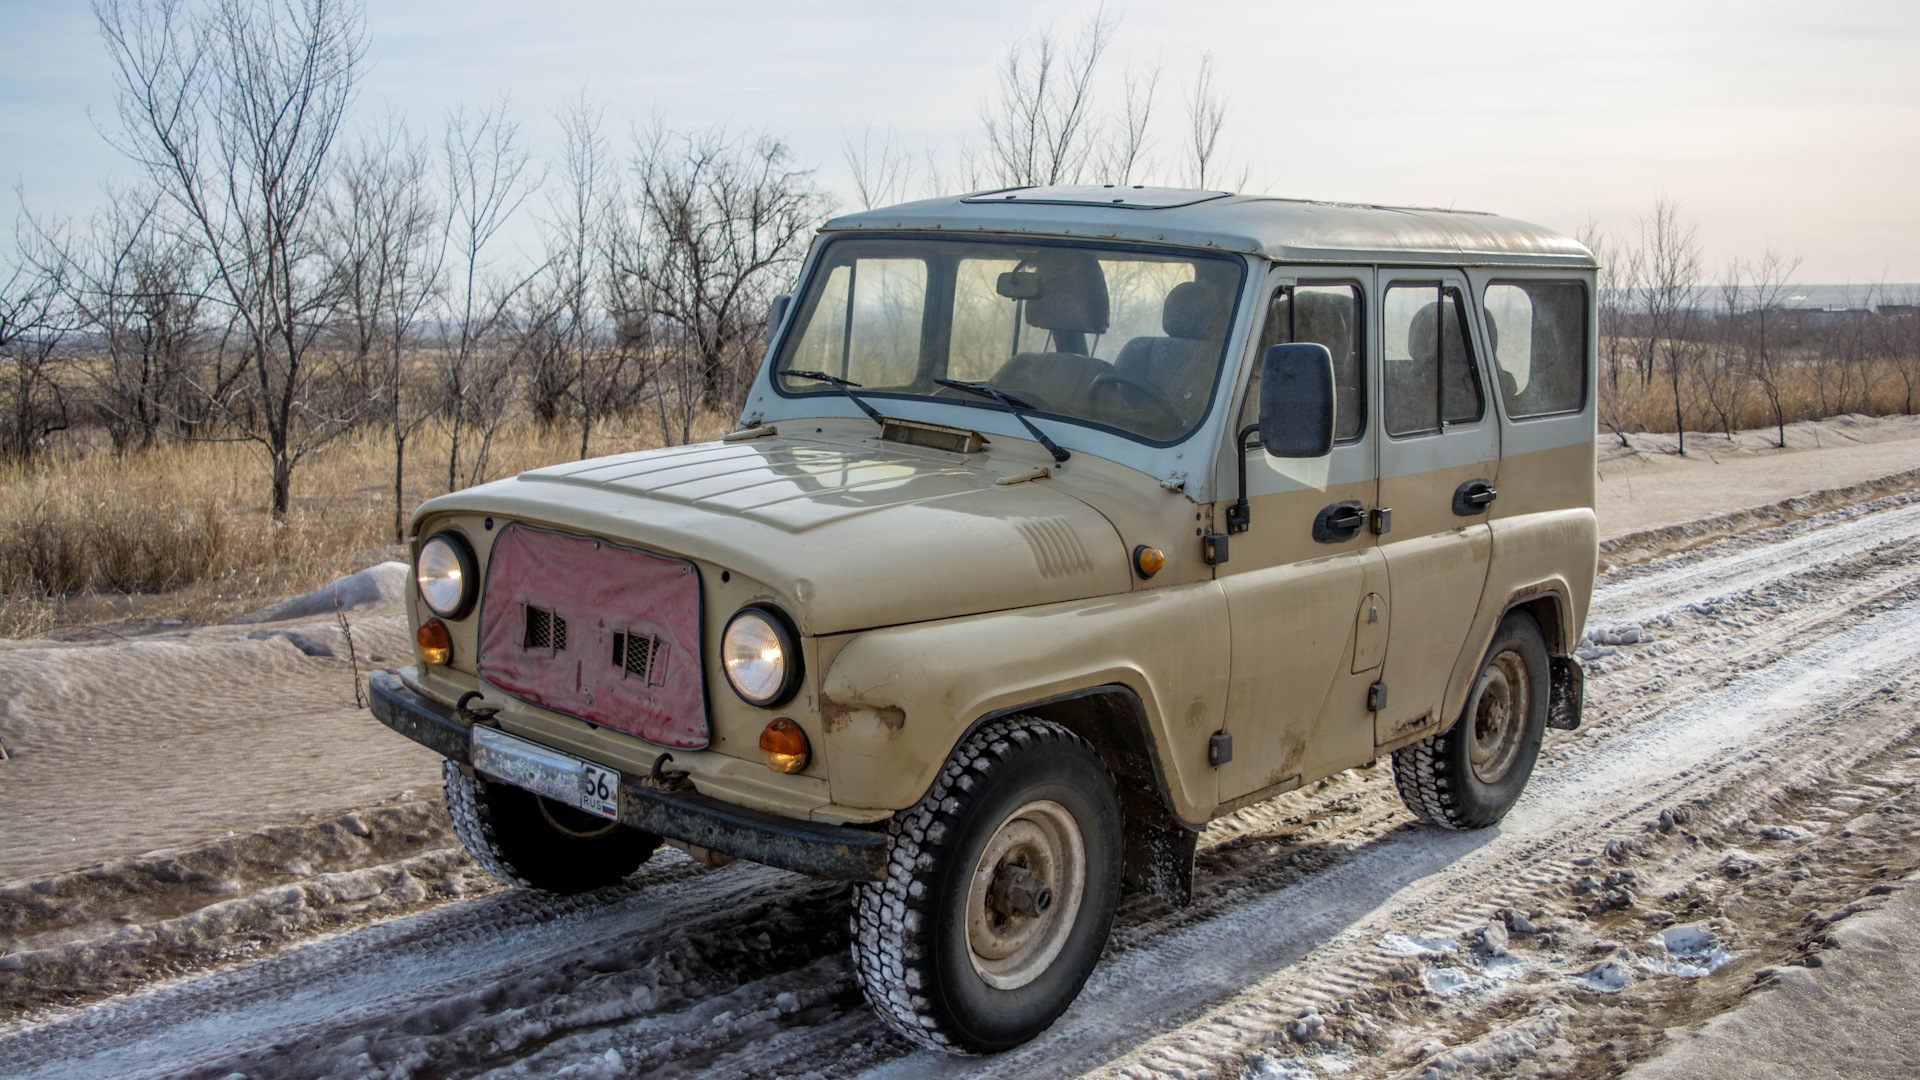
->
427, 436, 1131, 635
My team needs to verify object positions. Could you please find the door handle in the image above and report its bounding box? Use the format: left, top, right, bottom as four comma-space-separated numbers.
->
1452, 478, 1497, 516
1313, 500, 1367, 543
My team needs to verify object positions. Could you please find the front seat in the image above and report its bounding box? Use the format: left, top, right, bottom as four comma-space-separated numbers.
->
1112, 280, 1231, 417
990, 250, 1114, 413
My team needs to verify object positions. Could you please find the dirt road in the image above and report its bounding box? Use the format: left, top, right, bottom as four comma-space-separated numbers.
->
5, 485, 1919, 1079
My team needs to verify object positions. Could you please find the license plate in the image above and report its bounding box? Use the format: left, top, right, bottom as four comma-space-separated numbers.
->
471, 726, 621, 820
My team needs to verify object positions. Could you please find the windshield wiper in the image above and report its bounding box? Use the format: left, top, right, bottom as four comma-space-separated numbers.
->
934, 379, 1071, 463
786, 370, 885, 429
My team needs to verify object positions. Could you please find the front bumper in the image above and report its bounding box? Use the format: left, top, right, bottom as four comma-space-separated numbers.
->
369, 670, 888, 882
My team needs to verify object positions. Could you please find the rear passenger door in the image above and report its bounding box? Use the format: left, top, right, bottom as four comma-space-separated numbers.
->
1373, 271, 1500, 747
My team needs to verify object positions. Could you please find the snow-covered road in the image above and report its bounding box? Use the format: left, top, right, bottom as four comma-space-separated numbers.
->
7, 493, 1920, 1080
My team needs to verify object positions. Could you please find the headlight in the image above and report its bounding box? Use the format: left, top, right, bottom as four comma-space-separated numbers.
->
722, 606, 800, 707
416, 532, 477, 619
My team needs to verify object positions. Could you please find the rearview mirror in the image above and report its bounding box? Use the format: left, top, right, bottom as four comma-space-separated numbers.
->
765, 294, 792, 345
995, 271, 1044, 300
1258, 342, 1335, 458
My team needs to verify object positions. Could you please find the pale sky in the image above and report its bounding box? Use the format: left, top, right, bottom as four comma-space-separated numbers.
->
3, 0, 1916, 283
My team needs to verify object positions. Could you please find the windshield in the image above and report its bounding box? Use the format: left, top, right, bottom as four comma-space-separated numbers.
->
772, 236, 1244, 444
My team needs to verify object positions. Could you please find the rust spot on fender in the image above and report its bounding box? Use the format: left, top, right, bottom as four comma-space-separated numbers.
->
819, 697, 907, 736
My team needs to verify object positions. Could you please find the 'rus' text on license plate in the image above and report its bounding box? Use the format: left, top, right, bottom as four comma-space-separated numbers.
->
470, 725, 621, 820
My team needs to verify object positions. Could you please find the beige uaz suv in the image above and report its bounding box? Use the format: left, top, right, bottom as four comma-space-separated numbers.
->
372, 185, 1597, 1054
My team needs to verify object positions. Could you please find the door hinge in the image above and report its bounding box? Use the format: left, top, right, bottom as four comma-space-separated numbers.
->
1202, 532, 1230, 565
1367, 682, 1389, 712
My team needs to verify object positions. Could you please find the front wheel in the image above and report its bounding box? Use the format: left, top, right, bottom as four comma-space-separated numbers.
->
851, 717, 1123, 1054
1392, 610, 1550, 830
443, 761, 662, 894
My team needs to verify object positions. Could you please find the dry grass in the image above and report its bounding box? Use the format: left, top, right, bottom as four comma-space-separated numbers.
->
1600, 353, 1918, 437
0, 412, 728, 638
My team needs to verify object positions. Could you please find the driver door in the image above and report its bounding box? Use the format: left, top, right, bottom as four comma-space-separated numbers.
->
1215, 270, 1388, 807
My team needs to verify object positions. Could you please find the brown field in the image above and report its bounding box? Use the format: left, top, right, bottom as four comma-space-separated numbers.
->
0, 413, 729, 638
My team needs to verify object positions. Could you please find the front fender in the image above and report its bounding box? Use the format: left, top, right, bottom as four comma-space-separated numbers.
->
816, 581, 1231, 824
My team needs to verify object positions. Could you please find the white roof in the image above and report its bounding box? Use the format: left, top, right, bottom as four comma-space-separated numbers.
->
822, 185, 1595, 269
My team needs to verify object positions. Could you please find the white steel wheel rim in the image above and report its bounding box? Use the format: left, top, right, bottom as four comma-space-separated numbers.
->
1469, 650, 1529, 784
964, 799, 1086, 990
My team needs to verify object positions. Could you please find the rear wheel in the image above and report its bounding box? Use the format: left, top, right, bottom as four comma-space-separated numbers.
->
851, 717, 1123, 1054
1392, 610, 1550, 830
443, 761, 662, 894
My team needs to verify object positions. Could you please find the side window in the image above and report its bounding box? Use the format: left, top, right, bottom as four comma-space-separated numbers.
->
1241, 283, 1364, 442
782, 258, 927, 389
1483, 282, 1588, 418
1383, 283, 1483, 437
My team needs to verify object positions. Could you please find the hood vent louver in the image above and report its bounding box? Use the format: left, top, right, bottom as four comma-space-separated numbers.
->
1018, 517, 1093, 579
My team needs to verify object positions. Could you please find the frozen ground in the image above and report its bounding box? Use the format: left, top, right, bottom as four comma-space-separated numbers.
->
5, 421, 1920, 1078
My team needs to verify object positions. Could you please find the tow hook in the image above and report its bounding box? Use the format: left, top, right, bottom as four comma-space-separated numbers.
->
646, 752, 696, 794
455, 691, 500, 727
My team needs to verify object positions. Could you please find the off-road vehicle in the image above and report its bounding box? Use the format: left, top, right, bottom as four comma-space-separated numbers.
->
371, 185, 1597, 1054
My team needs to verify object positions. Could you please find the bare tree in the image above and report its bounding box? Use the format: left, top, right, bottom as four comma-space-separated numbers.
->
1098, 60, 1162, 186
322, 118, 441, 539
58, 185, 206, 450
542, 92, 628, 459
0, 224, 74, 459
1741, 247, 1804, 447
612, 121, 829, 421
1637, 196, 1703, 453
981, 6, 1116, 187
1183, 52, 1230, 189
438, 97, 539, 490
97, 0, 368, 517
841, 124, 915, 210
1699, 260, 1746, 436
1884, 286, 1920, 415
1579, 220, 1639, 446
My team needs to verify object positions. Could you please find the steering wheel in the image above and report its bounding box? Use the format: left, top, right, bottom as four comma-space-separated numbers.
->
1089, 370, 1184, 435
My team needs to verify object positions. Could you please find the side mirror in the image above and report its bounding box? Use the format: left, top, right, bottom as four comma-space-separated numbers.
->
765, 294, 792, 346
1258, 342, 1335, 458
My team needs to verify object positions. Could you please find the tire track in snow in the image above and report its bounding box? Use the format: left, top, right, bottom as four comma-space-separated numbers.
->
7, 496, 1920, 1079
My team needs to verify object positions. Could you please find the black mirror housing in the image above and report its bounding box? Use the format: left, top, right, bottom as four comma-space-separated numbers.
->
1258, 342, 1335, 458
765, 294, 792, 345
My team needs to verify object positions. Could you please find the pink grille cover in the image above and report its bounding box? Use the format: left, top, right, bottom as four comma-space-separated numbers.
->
477, 524, 709, 748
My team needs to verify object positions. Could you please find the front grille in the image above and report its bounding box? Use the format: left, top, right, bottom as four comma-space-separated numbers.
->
613, 631, 666, 685
524, 605, 567, 650
477, 522, 708, 748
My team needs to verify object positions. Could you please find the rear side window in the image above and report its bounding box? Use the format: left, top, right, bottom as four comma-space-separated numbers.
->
1383, 284, 1483, 437
1482, 282, 1588, 418
1243, 283, 1364, 442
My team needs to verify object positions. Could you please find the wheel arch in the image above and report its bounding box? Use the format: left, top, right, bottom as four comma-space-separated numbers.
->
972, 684, 1199, 908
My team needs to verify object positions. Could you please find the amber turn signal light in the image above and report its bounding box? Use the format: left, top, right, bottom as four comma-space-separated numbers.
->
759, 717, 810, 774
1133, 545, 1165, 579
416, 618, 452, 666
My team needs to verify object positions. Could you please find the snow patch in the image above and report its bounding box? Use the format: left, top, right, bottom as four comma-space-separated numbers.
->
1575, 959, 1632, 992
231, 562, 410, 623
1638, 923, 1734, 977
1380, 932, 1458, 957
1244, 1052, 1357, 1079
